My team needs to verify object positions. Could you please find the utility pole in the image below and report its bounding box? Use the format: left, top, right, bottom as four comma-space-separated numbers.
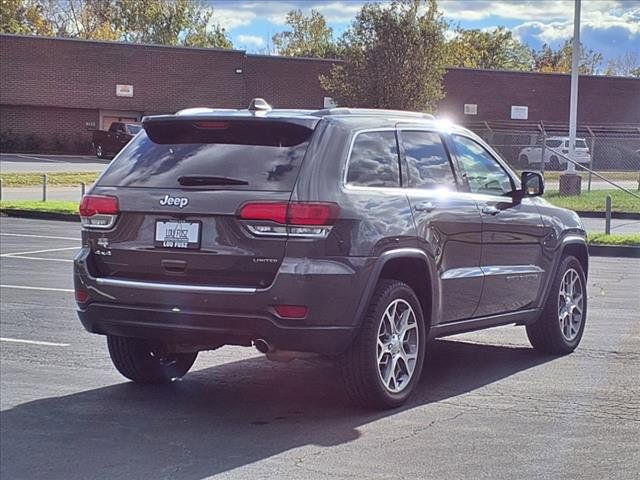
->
560, 0, 582, 195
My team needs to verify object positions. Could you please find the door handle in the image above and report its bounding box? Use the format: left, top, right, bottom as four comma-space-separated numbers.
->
482, 205, 500, 216
414, 201, 437, 212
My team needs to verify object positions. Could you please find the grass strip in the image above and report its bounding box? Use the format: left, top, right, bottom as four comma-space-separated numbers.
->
587, 233, 640, 246
0, 172, 99, 187
0, 200, 79, 215
544, 189, 640, 213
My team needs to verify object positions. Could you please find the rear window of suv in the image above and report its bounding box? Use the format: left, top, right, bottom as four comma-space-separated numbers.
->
98, 120, 315, 191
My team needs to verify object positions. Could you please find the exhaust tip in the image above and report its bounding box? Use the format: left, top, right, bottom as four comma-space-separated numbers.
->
254, 339, 272, 354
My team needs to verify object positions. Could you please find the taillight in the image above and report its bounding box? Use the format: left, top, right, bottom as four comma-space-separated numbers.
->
79, 195, 119, 229
238, 202, 339, 238
287, 203, 339, 225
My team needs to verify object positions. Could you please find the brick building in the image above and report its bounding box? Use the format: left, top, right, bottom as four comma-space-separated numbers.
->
1, 34, 639, 153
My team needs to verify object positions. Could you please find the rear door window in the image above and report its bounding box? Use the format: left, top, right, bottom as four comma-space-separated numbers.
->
346, 131, 400, 188
98, 120, 315, 191
400, 131, 457, 190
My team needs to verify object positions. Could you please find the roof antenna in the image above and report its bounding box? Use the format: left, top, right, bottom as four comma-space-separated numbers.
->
248, 98, 272, 112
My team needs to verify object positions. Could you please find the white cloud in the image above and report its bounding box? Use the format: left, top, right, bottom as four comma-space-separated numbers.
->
439, 0, 627, 22
310, 1, 367, 23
513, 5, 640, 44
236, 34, 265, 47
213, 8, 257, 30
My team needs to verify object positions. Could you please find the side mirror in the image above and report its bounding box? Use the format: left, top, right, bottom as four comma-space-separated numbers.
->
520, 171, 544, 198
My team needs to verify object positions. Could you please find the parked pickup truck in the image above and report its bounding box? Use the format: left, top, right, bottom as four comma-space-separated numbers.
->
92, 122, 141, 159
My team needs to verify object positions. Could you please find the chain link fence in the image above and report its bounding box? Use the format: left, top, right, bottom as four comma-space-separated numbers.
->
464, 121, 640, 194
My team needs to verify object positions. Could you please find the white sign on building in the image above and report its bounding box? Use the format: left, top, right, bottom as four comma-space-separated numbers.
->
464, 104, 478, 115
323, 97, 337, 108
116, 84, 134, 97
511, 105, 529, 120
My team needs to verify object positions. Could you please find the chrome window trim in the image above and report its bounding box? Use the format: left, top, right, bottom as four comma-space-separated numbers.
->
341, 124, 518, 200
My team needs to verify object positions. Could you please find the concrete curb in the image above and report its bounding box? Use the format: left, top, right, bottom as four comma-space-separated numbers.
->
1, 209, 79, 222
588, 244, 640, 258
577, 211, 640, 220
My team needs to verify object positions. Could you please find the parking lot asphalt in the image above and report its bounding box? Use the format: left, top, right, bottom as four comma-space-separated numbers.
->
0, 217, 638, 480
0, 153, 106, 173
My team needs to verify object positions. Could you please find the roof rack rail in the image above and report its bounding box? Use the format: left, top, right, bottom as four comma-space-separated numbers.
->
313, 107, 435, 120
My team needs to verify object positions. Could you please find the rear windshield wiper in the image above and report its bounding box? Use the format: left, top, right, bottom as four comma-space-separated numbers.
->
178, 175, 249, 186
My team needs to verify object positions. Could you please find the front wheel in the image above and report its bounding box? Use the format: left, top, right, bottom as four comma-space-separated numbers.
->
107, 336, 198, 384
340, 280, 426, 409
526, 255, 587, 354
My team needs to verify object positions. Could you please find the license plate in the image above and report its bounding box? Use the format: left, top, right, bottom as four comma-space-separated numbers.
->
155, 220, 201, 249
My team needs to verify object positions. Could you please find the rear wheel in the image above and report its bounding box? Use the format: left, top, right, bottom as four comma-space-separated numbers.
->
526, 256, 587, 354
549, 155, 561, 170
340, 280, 426, 409
107, 335, 198, 384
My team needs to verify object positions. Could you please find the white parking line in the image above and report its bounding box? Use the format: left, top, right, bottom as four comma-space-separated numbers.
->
0, 337, 70, 347
0, 233, 79, 241
0, 255, 73, 263
0, 285, 74, 293
1, 246, 78, 257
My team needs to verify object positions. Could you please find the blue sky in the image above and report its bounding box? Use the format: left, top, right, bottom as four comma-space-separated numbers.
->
207, 0, 640, 66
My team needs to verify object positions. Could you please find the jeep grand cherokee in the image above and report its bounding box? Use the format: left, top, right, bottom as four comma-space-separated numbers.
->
74, 100, 588, 409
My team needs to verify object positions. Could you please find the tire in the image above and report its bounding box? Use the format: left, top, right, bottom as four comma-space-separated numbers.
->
518, 154, 529, 168
340, 280, 426, 409
526, 255, 587, 355
107, 335, 198, 384
549, 155, 561, 170
95, 144, 104, 159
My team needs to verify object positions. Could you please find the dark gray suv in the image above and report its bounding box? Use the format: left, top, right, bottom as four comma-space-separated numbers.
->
74, 101, 588, 409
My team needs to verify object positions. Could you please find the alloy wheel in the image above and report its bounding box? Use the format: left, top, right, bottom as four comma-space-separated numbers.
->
376, 299, 420, 393
558, 268, 584, 342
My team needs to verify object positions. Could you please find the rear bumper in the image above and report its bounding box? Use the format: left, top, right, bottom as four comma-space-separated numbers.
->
77, 304, 354, 355
74, 248, 373, 356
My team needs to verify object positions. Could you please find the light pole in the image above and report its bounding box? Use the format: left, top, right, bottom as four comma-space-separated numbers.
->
560, 0, 582, 195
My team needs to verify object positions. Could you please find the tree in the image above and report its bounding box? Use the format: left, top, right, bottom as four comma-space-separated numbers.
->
272, 9, 339, 58
1, 0, 233, 48
446, 27, 533, 71
321, 0, 447, 111
604, 51, 640, 77
113, 0, 231, 48
0, 0, 53, 35
532, 39, 603, 75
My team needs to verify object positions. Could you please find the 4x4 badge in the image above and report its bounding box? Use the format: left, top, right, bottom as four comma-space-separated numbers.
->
159, 194, 189, 208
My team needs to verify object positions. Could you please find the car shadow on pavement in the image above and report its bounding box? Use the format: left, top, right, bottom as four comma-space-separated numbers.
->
0, 339, 555, 480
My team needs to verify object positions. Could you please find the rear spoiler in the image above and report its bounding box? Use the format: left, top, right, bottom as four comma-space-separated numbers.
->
142, 115, 318, 146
